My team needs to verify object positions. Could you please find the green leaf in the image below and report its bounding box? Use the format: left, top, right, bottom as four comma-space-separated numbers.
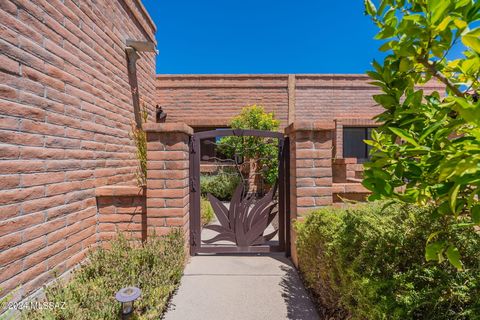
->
378, 0, 388, 15
379, 41, 393, 52
462, 28, 480, 53
453, 19, 467, 30
455, 0, 471, 9
389, 127, 420, 147
426, 231, 442, 244
399, 58, 411, 72
362, 177, 386, 194
403, 14, 421, 22
364, 0, 377, 16
446, 246, 462, 270
436, 16, 452, 32
472, 205, 480, 224
452, 97, 480, 124
449, 183, 461, 215
419, 120, 444, 141
429, 0, 450, 24
373, 94, 398, 107
425, 241, 444, 262
372, 60, 383, 74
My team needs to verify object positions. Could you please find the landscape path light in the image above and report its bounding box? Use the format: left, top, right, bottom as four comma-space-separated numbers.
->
115, 286, 141, 316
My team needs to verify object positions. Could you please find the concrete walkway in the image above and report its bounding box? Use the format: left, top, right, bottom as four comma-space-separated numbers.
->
163, 254, 319, 320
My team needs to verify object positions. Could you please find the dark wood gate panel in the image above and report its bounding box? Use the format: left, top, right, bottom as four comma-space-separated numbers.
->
189, 129, 290, 255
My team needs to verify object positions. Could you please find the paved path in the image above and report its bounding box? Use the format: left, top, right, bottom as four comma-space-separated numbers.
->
163, 254, 319, 320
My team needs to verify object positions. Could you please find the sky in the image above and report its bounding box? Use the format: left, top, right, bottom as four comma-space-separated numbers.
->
141, 0, 388, 74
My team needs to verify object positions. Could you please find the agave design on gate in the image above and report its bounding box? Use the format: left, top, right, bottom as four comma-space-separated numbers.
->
203, 184, 278, 246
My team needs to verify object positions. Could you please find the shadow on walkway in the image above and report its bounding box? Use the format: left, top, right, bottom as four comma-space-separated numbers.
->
279, 265, 319, 320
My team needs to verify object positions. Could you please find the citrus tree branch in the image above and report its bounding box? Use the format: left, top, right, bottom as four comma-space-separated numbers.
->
418, 58, 465, 98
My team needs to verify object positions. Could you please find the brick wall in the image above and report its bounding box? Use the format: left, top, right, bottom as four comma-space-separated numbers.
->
144, 123, 191, 240
285, 121, 335, 266
156, 75, 289, 128
0, 0, 156, 301
96, 186, 147, 242
156, 74, 444, 130
294, 75, 383, 122
285, 121, 335, 218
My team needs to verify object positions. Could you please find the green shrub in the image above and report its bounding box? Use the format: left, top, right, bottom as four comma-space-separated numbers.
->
295, 202, 480, 320
23, 231, 185, 320
201, 197, 214, 226
200, 169, 241, 201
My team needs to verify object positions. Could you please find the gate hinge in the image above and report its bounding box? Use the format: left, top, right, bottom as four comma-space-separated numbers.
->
191, 231, 198, 246
190, 136, 196, 154
190, 176, 197, 192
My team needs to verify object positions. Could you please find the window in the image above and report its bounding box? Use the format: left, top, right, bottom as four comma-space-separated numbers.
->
343, 127, 374, 162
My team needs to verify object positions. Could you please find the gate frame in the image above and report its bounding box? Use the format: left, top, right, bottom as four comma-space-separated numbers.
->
189, 129, 290, 255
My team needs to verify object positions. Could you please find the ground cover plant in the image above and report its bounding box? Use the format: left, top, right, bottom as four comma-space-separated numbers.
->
363, 0, 480, 268
295, 202, 480, 320
22, 231, 184, 320
201, 196, 214, 226
200, 168, 241, 201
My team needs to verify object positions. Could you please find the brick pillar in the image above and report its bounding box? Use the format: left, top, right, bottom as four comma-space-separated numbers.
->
285, 121, 335, 265
144, 123, 192, 241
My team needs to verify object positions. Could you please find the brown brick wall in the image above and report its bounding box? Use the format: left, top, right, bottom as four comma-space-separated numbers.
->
96, 186, 147, 242
0, 0, 156, 301
156, 74, 444, 188
286, 121, 335, 218
144, 123, 192, 240
285, 121, 335, 266
156, 75, 290, 128
156, 74, 444, 130
294, 75, 383, 121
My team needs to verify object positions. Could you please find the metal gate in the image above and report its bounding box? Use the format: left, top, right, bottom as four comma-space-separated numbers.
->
189, 129, 289, 255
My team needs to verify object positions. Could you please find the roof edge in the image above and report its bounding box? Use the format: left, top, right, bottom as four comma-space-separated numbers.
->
134, 0, 156, 31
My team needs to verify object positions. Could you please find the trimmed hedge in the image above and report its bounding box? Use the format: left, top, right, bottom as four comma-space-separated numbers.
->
22, 231, 185, 320
295, 202, 480, 320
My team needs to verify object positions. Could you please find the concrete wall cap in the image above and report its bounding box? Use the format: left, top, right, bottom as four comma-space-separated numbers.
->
285, 121, 335, 134
333, 158, 358, 164
143, 122, 193, 135
180, 118, 231, 127
96, 185, 145, 197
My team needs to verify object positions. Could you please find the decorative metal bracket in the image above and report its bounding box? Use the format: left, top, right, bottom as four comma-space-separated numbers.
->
125, 40, 158, 54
